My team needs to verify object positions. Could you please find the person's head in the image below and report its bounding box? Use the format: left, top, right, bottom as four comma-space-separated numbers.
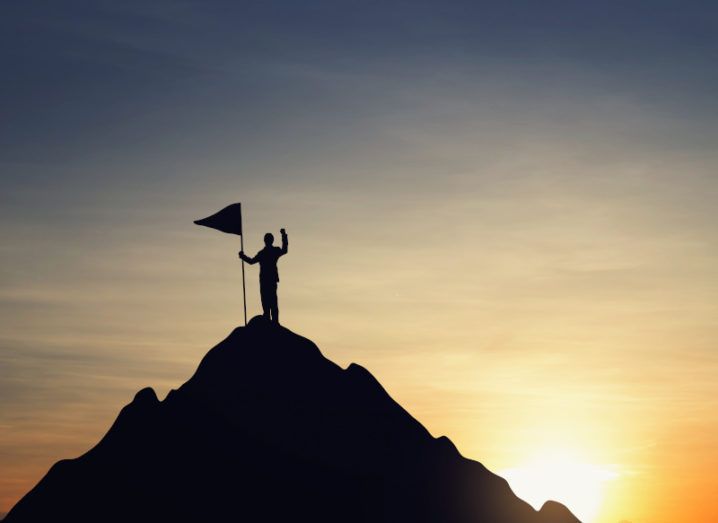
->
264, 233, 274, 246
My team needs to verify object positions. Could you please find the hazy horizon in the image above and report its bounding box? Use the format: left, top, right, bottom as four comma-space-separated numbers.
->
2, 2, 718, 522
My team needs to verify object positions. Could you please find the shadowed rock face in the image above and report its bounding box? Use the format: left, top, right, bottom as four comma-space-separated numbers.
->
5, 317, 581, 523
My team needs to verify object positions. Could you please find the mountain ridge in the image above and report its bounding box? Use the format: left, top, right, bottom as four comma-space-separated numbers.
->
5, 316, 581, 522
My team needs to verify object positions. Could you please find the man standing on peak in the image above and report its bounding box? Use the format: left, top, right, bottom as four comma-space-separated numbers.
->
239, 228, 288, 324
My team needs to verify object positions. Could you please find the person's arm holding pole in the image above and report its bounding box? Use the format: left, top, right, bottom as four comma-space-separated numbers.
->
239, 251, 258, 264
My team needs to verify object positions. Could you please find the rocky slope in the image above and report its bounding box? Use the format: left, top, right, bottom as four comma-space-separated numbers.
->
5, 317, 580, 522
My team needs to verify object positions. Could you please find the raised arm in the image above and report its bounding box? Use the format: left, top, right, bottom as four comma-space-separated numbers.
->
239, 250, 258, 264
280, 228, 288, 255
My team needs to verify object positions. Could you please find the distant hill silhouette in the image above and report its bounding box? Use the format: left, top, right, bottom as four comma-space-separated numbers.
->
5, 317, 580, 522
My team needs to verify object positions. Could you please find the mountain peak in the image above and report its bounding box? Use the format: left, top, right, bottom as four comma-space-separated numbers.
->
5, 318, 580, 523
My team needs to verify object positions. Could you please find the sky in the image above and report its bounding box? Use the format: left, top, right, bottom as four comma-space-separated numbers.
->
1, 1, 718, 521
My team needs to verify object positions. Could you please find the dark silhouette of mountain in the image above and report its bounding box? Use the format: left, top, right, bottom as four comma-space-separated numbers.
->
5, 317, 581, 523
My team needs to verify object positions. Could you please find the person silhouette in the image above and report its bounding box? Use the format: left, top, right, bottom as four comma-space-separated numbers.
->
239, 228, 288, 324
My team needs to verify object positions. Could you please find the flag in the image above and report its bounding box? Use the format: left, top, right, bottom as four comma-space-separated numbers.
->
194, 203, 243, 236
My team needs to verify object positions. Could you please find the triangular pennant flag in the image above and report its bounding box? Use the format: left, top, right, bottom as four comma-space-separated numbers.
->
194, 203, 243, 236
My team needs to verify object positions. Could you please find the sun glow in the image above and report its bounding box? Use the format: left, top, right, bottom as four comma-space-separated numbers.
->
500, 450, 619, 523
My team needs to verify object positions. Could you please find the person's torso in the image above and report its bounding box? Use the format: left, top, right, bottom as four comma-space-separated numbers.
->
257, 246, 281, 282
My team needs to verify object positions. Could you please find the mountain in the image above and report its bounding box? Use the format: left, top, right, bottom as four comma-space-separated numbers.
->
5, 316, 580, 522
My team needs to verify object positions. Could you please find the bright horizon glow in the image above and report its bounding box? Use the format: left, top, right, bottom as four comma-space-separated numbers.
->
500, 450, 619, 523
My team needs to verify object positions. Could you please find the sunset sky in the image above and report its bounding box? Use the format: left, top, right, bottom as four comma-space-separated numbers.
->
2, 1, 718, 521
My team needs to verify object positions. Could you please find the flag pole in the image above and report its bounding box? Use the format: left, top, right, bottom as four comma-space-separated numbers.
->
240, 207, 247, 327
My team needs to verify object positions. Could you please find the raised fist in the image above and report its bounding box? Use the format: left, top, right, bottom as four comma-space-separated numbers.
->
280, 228, 286, 235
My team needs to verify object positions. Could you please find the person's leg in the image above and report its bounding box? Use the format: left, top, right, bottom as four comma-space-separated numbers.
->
260, 282, 270, 319
270, 283, 279, 324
